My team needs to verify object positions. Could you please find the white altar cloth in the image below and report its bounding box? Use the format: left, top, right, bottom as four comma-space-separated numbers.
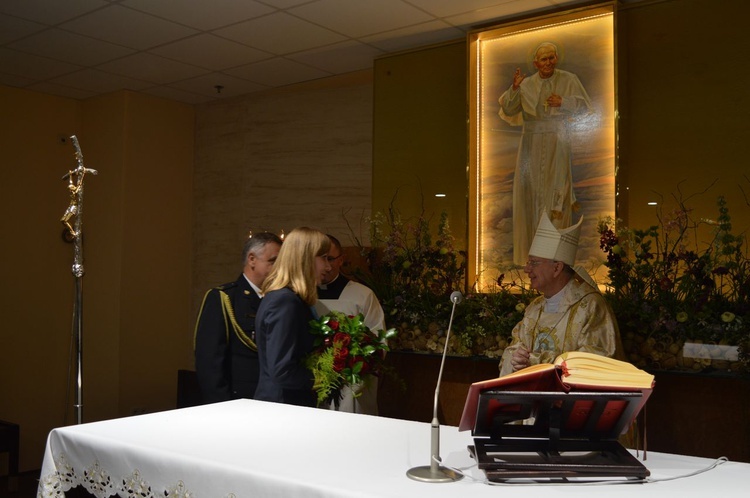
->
39, 399, 749, 497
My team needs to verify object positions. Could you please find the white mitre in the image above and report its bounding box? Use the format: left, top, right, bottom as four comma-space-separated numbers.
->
528, 213, 583, 266
528, 213, 599, 291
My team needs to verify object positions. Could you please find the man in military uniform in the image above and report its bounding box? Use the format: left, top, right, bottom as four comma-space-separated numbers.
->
194, 232, 282, 403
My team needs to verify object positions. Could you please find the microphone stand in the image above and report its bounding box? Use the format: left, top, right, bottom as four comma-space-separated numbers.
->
61, 135, 97, 425
406, 291, 464, 483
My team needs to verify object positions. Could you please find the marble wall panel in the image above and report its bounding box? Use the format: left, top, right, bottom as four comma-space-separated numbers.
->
192, 73, 374, 318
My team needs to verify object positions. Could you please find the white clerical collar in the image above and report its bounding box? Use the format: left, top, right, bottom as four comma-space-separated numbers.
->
319, 272, 341, 290
243, 274, 262, 297
544, 287, 565, 313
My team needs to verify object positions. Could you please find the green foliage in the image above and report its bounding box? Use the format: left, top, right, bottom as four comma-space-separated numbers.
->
355, 205, 466, 333
598, 195, 750, 365
307, 312, 395, 406
351, 199, 534, 357
305, 347, 343, 404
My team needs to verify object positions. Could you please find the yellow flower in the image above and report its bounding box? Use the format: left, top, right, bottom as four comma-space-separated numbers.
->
676, 311, 688, 323
721, 312, 736, 323
515, 302, 526, 312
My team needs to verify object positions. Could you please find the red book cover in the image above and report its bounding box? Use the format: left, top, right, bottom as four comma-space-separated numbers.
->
458, 364, 561, 431
459, 354, 654, 434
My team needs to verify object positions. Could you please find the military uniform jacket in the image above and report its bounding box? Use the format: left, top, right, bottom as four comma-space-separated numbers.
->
194, 274, 261, 403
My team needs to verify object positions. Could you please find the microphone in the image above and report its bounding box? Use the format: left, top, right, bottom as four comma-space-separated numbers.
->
450, 290, 463, 305
406, 290, 464, 483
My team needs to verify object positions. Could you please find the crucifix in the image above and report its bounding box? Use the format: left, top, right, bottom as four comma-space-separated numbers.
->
61, 135, 97, 424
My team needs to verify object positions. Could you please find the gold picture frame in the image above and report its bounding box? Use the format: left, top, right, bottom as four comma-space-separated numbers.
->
468, 3, 617, 291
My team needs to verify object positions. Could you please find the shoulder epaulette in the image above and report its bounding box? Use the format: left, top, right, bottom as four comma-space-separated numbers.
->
214, 281, 238, 291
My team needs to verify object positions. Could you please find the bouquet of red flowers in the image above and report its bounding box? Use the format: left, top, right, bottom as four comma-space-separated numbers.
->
306, 311, 396, 407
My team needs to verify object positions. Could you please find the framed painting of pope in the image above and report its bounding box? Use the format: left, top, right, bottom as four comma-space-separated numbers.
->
468, 4, 616, 291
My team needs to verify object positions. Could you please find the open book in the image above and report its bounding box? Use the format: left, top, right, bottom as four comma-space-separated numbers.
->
459, 351, 655, 432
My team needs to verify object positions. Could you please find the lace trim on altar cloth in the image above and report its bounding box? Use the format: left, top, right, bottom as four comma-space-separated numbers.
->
38, 453, 237, 498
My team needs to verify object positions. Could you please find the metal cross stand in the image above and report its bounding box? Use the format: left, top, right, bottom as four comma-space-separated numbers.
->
61, 135, 97, 425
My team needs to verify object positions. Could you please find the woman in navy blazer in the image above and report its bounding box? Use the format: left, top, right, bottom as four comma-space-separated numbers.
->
254, 227, 331, 407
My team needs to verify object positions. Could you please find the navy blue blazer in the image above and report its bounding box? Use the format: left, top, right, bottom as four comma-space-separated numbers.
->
194, 275, 261, 403
254, 287, 316, 407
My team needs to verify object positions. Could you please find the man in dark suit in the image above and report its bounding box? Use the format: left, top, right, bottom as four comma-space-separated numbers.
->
194, 232, 282, 403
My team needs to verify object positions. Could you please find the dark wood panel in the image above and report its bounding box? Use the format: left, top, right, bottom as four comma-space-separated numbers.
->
645, 370, 750, 463
378, 352, 499, 426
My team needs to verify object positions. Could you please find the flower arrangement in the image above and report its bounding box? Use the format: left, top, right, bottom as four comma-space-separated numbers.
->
306, 311, 396, 407
453, 278, 533, 357
598, 195, 750, 372
349, 200, 533, 358
357, 208, 465, 326
342, 190, 749, 373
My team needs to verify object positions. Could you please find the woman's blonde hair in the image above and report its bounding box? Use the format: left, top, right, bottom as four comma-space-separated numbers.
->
261, 227, 330, 305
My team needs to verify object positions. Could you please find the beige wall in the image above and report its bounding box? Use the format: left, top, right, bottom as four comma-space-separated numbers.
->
113, 93, 194, 419
191, 71, 374, 316
1, 86, 83, 472
617, 0, 750, 231
0, 88, 194, 471
373, 41, 468, 249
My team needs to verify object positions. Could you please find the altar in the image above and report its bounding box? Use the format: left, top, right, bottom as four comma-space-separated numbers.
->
39, 399, 749, 497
